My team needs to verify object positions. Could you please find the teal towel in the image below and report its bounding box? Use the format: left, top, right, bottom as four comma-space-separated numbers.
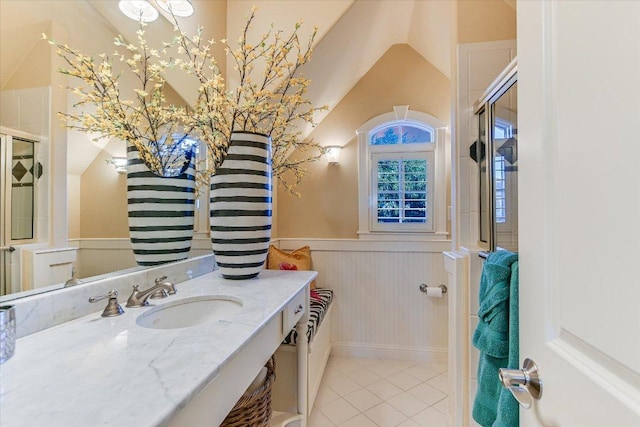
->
472, 250, 519, 427
493, 260, 519, 427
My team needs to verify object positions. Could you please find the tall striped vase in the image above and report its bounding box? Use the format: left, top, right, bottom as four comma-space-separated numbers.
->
127, 143, 196, 266
210, 131, 272, 279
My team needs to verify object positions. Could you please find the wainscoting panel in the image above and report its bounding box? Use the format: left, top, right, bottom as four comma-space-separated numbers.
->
70, 234, 213, 280
279, 239, 449, 362
21, 246, 77, 290
73, 239, 136, 280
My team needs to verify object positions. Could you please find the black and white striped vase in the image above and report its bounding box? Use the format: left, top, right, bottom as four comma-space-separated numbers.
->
210, 131, 272, 279
127, 143, 196, 266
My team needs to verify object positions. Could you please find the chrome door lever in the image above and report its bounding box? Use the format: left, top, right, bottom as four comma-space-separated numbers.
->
498, 358, 543, 409
0, 246, 15, 252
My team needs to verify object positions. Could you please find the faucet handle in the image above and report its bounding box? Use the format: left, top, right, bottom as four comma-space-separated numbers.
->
155, 276, 177, 295
89, 290, 124, 317
149, 289, 169, 300
150, 276, 172, 299
89, 289, 117, 303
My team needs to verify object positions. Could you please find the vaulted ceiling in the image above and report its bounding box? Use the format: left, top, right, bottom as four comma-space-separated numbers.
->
0, 0, 456, 175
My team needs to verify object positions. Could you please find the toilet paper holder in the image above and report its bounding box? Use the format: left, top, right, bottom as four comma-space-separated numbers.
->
419, 284, 447, 294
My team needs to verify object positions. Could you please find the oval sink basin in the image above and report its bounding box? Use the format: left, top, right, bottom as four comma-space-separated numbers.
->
136, 295, 243, 329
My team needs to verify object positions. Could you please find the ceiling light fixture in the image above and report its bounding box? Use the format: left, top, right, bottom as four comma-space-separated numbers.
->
155, 0, 194, 17
119, 0, 159, 23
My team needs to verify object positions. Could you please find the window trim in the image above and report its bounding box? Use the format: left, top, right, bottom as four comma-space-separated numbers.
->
356, 109, 448, 240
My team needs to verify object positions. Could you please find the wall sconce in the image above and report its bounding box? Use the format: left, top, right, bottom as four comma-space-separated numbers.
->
119, 0, 159, 22
155, 0, 194, 17
111, 157, 128, 174
325, 146, 343, 165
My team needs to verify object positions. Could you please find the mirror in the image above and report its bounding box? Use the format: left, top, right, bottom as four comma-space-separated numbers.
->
0, 1, 212, 300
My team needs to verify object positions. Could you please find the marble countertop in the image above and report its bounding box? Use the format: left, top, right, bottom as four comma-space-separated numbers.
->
0, 269, 315, 427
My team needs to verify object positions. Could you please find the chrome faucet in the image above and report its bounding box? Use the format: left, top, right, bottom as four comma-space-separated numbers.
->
64, 265, 82, 288
89, 290, 124, 317
126, 276, 177, 307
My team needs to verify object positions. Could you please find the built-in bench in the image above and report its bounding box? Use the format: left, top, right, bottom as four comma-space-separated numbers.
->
272, 288, 334, 418
282, 288, 333, 345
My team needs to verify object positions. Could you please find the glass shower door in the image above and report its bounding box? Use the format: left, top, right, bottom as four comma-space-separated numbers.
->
491, 81, 518, 251
1, 134, 12, 295
1, 133, 38, 295
474, 60, 518, 252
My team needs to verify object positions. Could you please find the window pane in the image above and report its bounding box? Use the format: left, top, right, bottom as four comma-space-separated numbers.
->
404, 192, 426, 200
400, 125, 433, 143
378, 200, 400, 209
378, 171, 398, 182
378, 192, 399, 201
378, 194, 400, 222
371, 127, 400, 145
376, 157, 428, 224
405, 176, 425, 185
378, 182, 399, 192
378, 160, 399, 173
370, 123, 434, 145
402, 159, 427, 223
494, 156, 507, 224
405, 182, 426, 192
378, 159, 399, 193
404, 159, 426, 172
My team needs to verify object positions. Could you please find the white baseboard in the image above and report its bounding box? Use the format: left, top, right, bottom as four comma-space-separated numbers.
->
331, 342, 447, 363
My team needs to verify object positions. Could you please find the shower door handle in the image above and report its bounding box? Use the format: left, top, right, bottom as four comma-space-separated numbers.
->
0, 246, 15, 252
498, 358, 543, 409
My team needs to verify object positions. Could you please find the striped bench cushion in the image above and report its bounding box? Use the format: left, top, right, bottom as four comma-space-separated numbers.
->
283, 288, 334, 345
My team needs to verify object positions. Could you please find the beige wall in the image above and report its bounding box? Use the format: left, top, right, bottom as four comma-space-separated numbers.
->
2, 24, 52, 90
80, 149, 129, 237
67, 175, 81, 239
276, 43, 450, 238
457, 0, 517, 44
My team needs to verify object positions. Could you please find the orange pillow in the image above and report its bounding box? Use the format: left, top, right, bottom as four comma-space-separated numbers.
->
267, 245, 316, 289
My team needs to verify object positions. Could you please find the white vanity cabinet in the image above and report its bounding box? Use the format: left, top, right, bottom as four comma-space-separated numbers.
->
168, 285, 310, 427
282, 288, 306, 335
0, 269, 315, 427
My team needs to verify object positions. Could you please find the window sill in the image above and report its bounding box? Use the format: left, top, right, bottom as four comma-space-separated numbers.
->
357, 230, 449, 242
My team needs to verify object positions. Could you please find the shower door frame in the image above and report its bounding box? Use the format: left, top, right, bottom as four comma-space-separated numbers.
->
473, 59, 518, 252
1, 133, 12, 294
1, 130, 40, 295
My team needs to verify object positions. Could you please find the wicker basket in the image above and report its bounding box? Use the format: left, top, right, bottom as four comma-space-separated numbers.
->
220, 356, 276, 427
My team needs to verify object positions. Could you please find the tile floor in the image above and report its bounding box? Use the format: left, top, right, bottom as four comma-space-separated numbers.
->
308, 356, 450, 427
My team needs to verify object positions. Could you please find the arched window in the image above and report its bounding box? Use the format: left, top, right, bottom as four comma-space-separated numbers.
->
357, 109, 447, 239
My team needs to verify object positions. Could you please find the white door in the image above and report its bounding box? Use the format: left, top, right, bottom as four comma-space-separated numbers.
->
517, 1, 640, 425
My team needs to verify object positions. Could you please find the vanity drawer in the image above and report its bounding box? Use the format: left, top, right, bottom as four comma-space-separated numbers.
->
282, 289, 306, 335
